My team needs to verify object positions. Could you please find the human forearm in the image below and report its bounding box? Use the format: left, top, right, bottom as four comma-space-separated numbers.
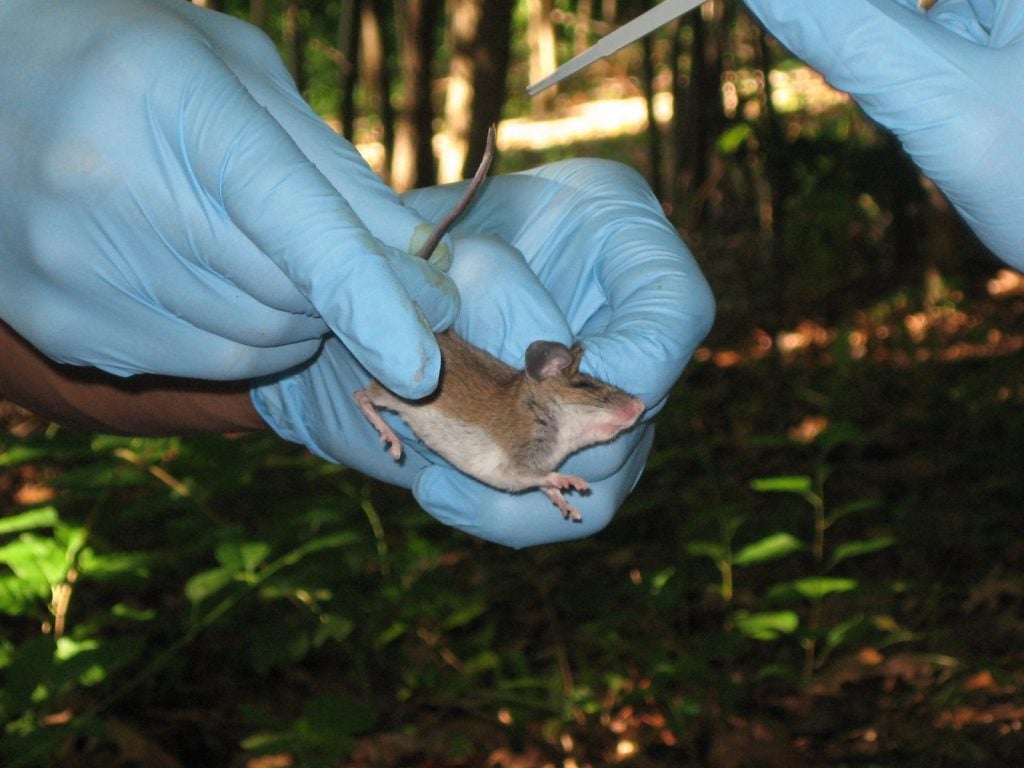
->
0, 319, 266, 436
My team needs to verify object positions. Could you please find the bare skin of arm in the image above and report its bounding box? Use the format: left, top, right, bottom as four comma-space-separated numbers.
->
0, 319, 267, 436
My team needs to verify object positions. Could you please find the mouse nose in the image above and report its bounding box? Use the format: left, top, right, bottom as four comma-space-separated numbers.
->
617, 397, 645, 427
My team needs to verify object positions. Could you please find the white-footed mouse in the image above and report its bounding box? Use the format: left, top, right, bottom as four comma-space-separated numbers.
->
355, 127, 645, 522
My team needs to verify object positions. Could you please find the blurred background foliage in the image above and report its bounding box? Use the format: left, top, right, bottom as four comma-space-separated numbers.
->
3, 0, 1024, 765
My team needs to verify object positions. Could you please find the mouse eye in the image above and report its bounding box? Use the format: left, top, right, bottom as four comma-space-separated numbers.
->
570, 378, 599, 390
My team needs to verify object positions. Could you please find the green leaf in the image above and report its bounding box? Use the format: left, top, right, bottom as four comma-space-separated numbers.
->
0, 507, 59, 536
289, 530, 359, 558
2, 635, 55, 715
819, 616, 873, 665
0, 574, 49, 615
684, 540, 727, 562
465, 649, 501, 675
0, 446, 52, 468
733, 533, 804, 566
313, 615, 355, 646
111, 603, 157, 622
46, 464, 147, 490
828, 536, 896, 569
185, 566, 235, 604
237, 541, 271, 572
0, 535, 69, 589
215, 540, 271, 573
378, 621, 407, 645
444, 600, 486, 630
54, 636, 144, 688
717, 123, 753, 155
76, 549, 153, 579
826, 498, 882, 527
791, 577, 858, 600
650, 566, 676, 595
733, 611, 799, 641
242, 695, 373, 760
750, 475, 813, 494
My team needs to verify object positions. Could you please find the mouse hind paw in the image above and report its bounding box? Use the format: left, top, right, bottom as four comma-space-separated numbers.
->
354, 390, 403, 460
542, 472, 589, 523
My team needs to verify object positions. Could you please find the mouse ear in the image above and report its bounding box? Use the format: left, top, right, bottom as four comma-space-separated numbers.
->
525, 341, 574, 380
568, 343, 584, 375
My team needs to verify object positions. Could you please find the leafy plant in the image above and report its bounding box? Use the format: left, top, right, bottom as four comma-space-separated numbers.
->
685, 423, 904, 685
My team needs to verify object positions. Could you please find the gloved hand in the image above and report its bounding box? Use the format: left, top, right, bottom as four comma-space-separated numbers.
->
743, 0, 1024, 270
254, 160, 715, 548
0, 0, 456, 397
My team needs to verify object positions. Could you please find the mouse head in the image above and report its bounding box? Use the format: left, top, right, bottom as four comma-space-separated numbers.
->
523, 340, 645, 445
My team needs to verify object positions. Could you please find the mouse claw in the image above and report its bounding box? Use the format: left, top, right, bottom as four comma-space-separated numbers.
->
543, 488, 583, 523
544, 472, 588, 493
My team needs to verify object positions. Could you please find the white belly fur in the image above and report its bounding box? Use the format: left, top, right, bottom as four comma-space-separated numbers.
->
386, 405, 533, 491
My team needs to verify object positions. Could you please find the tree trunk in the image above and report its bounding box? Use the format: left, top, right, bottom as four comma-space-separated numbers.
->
668, 17, 685, 212
250, 0, 267, 29
392, 0, 442, 191
363, 0, 397, 181
526, 0, 557, 115
640, 2, 663, 199
675, 0, 726, 222
440, 0, 514, 182
337, 0, 361, 142
464, 0, 513, 175
284, 0, 307, 94
574, 0, 593, 55
439, 0, 479, 183
757, 23, 790, 333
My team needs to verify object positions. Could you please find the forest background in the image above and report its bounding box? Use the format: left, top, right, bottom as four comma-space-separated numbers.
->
2, 0, 1024, 766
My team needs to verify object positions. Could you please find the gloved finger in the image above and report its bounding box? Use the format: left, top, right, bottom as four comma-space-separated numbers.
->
3, 184, 330, 378
445, 235, 572, 364
380, 246, 460, 333
536, 161, 712, 410
160, 40, 447, 398
171, 0, 458, 268
898, 0, 1024, 45
26, 289, 324, 379
412, 426, 653, 549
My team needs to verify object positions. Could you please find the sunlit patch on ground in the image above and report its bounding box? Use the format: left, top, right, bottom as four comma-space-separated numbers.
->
695, 275, 1024, 373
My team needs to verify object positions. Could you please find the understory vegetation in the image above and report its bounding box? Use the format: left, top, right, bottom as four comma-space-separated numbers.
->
3, 1, 1024, 765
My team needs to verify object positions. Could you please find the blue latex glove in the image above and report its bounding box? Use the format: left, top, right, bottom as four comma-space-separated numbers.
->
0, 0, 456, 397
254, 160, 715, 548
743, 0, 1024, 270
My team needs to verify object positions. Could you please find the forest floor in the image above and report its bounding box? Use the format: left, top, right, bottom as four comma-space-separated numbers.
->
6, 265, 1023, 768
5, 76, 1024, 768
